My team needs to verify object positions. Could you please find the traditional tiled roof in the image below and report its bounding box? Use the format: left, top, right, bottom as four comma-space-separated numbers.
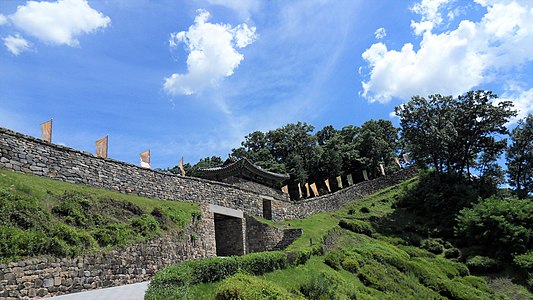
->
197, 158, 289, 185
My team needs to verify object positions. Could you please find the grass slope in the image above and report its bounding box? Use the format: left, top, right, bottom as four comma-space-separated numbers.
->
147, 176, 531, 299
0, 169, 199, 262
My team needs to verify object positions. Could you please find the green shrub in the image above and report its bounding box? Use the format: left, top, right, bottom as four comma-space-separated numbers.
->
299, 272, 337, 300
324, 250, 346, 270
341, 256, 359, 273
92, 223, 133, 247
466, 256, 501, 273
513, 251, 533, 270
130, 214, 160, 238
52, 192, 91, 227
444, 247, 461, 259
455, 195, 533, 260
152, 251, 294, 287
420, 238, 444, 254
339, 219, 374, 236
287, 249, 312, 266
238, 251, 287, 275
216, 272, 295, 300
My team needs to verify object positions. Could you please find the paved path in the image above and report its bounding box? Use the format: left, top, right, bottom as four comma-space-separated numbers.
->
51, 281, 149, 300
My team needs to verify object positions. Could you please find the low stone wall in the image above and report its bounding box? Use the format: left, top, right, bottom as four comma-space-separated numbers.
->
0, 205, 215, 299
273, 167, 417, 220
0, 127, 287, 220
245, 217, 303, 253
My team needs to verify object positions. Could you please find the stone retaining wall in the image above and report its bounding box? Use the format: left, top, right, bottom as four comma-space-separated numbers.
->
245, 217, 303, 253
0, 204, 215, 299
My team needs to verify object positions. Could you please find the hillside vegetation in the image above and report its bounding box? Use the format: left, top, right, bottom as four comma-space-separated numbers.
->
146, 176, 532, 299
0, 169, 199, 262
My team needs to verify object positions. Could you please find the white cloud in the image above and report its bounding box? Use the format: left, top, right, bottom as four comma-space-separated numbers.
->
163, 9, 257, 96
498, 87, 533, 124
3, 34, 32, 55
374, 27, 386, 39
0, 14, 7, 26
410, 0, 454, 34
361, 0, 533, 103
8, 0, 110, 47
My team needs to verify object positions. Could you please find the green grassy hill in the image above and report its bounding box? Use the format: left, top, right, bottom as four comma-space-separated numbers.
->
146, 177, 532, 300
0, 169, 198, 262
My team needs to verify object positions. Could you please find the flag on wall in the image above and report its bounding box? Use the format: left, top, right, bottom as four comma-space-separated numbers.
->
41, 119, 52, 143
347, 174, 353, 186
310, 183, 319, 197
393, 157, 402, 168
179, 157, 186, 176
96, 136, 108, 158
281, 185, 289, 194
403, 153, 411, 164
362, 170, 369, 181
324, 179, 331, 192
297, 183, 303, 199
305, 182, 310, 197
140, 150, 150, 168
336, 176, 343, 189
379, 163, 386, 176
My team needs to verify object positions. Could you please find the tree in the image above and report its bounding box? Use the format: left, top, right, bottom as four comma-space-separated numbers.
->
507, 114, 533, 198
396, 90, 516, 177
355, 120, 399, 178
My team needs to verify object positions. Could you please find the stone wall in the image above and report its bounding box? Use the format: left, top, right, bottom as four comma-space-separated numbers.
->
271, 167, 418, 220
245, 217, 303, 253
0, 127, 281, 220
0, 204, 215, 299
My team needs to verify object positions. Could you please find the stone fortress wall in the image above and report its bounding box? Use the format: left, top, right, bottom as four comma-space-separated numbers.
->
0, 127, 416, 298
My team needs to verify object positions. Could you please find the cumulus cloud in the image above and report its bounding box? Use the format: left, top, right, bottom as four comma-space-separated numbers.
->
3, 34, 32, 55
374, 27, 386, 39
163, 9, 257, 96
8, 0, 110, 47
410, 0, 454, 35
497, 87, 533, 124
361, 0, 533, 104
0, 14, 7, 26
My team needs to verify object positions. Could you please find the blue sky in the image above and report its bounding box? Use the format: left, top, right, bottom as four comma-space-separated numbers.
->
0, 0, 531, 169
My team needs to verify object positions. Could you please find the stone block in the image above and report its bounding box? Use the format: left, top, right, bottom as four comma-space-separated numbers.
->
43, 278, 54, 288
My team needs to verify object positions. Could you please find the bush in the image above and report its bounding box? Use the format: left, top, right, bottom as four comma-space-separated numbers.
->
466, 256, 501, 273
130, 215, 160, 238
324, 250, 347, 270
444, 248, 461, 259
420, 238, 444, 254
92, 223, 133, 247
513, 252, 533, 270
286, 249, 312, 266
299, 272, 337, 300
455, 195, 533, 260
238, 251, 287, 275
216, 272, 295, 300
152, 251, 297, 287
339, 219, 374, 236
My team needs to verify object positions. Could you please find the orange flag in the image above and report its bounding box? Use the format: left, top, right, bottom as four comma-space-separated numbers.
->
324, 179, 331, 192
336, 176, 343, 189
379, 163, 386, 176
41, 119, 52, 143
305, 183, 310, 197
393, 157, 402, 168
179, 157, 186, 176
403, 153, 411, 164
281, 185, 289, 194
347, 174, 353, 186
140, 150, 150, 168
297, 183, 303, 199
310, 183, 319, 197
362, 170, 369, 181
96, 136, 108, 158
